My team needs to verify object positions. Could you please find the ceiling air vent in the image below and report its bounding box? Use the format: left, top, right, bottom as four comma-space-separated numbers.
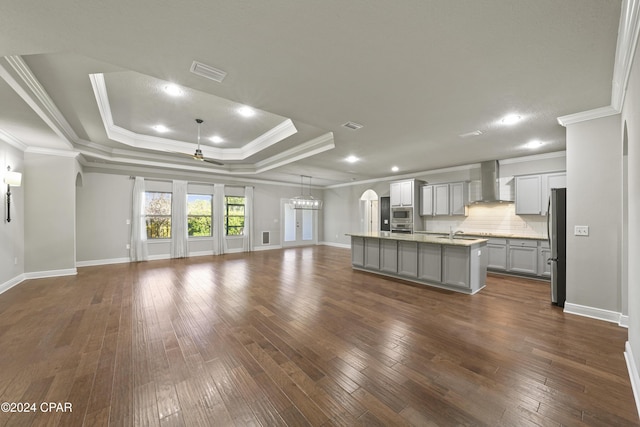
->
190, 61, 227, 83
459, 130, 483, 138
342, 121, 363, 131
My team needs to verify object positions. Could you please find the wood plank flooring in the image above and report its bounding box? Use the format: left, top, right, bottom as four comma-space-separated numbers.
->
0, 245, 637, 426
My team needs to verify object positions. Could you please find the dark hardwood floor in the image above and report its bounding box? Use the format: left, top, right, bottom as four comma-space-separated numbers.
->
0, 245, 636, 426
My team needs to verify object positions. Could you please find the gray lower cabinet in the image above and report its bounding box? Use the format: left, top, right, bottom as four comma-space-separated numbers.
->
442, 245, 470, 287
508, 239, 537, 274
398, 241, 418, 277
538, 241, 551, 277
364, 238, 380, 269
352, 237, 364, 267
487, 238, 507, 270
418, 243, 441, 282
380, 239, 398, 273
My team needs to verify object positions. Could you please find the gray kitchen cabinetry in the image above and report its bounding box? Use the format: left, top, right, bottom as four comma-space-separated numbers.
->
391, 179, 417, 207
507, 239, 538, 275
538, 240, 551, 277
364, 238, 380, 269
417, 242, 441, 282
352, 236, 364, 267
398, 241, 419, 277
487, 238, 508, 270
515, 175, 542, 215
515, 172, 566, 215
420, 185, 434, 216
422, 182, 468, 216
380, 239, 398, 273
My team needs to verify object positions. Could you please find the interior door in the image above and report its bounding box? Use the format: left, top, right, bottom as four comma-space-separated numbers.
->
282, 199, 317, 247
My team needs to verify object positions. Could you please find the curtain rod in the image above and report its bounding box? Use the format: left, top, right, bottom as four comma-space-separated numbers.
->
129, 176, 254, 188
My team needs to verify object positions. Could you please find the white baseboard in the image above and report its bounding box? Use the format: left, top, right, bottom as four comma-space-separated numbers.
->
625, 341, 640, 418
76, 257, 131, 267
320, 241, 350, 249
188, 250, 215, 257
0, 274, 26, 295
24, 268, 77, 280
252, 245, 283, 252
621, 315, 630, 328
564, 302, 626, 327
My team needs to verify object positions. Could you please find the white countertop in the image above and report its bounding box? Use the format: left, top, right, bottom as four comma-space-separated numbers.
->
346, 231, 488, 247
415, 231, 547, 241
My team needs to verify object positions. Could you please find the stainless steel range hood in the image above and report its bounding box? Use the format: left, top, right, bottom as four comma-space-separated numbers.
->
475, 160, 512, 203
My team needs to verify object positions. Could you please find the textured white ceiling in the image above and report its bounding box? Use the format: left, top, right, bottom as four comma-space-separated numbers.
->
0, 0, 622, 186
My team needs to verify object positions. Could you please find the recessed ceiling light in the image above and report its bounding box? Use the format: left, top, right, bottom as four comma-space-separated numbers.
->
459, 130, 483, 138
501, 114, 522, 125
210, 135, 224, 144
391, 166, 399, 172
346, 155, 359, 163
152, 124, 169, 133
525, 139, 544, 149
163, 84, 183, 96
237, 106, 256, 117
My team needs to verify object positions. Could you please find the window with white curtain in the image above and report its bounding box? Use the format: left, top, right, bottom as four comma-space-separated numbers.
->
187, 194, 213, 237
145, 191, 172, 239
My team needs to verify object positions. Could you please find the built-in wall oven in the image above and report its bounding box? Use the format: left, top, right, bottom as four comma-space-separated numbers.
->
391, 208, 413, 233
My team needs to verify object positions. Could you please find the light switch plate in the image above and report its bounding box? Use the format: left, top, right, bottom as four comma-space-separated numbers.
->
574, 225, 589, 236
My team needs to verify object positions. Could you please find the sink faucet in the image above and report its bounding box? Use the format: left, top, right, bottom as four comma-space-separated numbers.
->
449, 227, 463, 239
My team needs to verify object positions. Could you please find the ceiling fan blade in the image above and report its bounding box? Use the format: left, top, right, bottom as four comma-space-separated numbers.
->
203, 158, 224, 166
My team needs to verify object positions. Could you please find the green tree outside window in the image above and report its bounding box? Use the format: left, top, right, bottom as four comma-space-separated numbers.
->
225, 196, 245, 235
188, 194, 212, 237
145, 192, 172, 238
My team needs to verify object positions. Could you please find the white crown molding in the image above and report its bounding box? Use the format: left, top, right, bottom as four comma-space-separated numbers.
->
90, 73, 299, 161
612, 0, 640, 110
0, 56, 75, 148
557, 0, 640, 126
25, 146, 80, 158
498, 151, 566, 165
254, 132, 335, 173
557, 105, 620, 127
0, 128, 28, 151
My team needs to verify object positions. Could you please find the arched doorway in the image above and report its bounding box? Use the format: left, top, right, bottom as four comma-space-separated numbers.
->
360, 189, 379, 233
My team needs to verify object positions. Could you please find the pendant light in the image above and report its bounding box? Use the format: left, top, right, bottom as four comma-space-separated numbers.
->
289, 175, 323, 210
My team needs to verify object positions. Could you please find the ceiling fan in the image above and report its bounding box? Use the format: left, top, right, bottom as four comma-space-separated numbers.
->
185, 118, 223, 166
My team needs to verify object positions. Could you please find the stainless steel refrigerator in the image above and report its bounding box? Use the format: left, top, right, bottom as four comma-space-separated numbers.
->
547, 188, 566, 307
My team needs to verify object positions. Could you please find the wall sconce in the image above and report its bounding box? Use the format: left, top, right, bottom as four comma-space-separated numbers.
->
4, 166, 22, 223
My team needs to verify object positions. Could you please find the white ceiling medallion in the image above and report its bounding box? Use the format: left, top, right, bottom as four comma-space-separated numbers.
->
190, 61, 227, 83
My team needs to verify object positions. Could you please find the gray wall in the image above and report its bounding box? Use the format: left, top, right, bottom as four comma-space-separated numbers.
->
24, 152, 79, 273
0, 141, 24, 285
565, 115, 622, 313
75, 171, 312, 263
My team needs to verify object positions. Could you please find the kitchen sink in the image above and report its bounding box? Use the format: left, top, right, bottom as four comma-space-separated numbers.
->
436, 236, 478, 241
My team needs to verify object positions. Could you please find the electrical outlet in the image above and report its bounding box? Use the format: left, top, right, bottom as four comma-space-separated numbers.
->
126, 219, 131, 225
126, 244, 131, 250
574, 225, 589, 236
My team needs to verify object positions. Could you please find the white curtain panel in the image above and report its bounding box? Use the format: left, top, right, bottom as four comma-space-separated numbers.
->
130, 177, 148, 262
171, 180, 188, 258
213, 183, 226, 255
243, 186, 254, 252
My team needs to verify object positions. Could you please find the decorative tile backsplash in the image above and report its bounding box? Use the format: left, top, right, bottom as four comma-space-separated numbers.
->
423, 202, 547, 237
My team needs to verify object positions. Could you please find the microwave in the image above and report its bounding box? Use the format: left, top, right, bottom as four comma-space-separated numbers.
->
392, 208, 412, 220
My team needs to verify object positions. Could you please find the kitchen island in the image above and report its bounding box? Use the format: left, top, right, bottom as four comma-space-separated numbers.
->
347, 232, 488, 294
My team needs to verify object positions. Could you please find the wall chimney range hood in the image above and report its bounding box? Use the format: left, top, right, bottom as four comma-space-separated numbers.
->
475, 160, 512, 203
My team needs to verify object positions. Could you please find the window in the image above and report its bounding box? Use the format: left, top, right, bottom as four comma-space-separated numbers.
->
225, 196, 245, 235
188, 194, 212, 237
145, 192, 172, 238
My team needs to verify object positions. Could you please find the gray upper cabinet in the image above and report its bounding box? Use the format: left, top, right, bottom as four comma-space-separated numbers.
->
515, 172, 566, 215
515, 175, 542, 215
421, 182, 468, 216
391, 180, 415, 207
420, 185, 434, 216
